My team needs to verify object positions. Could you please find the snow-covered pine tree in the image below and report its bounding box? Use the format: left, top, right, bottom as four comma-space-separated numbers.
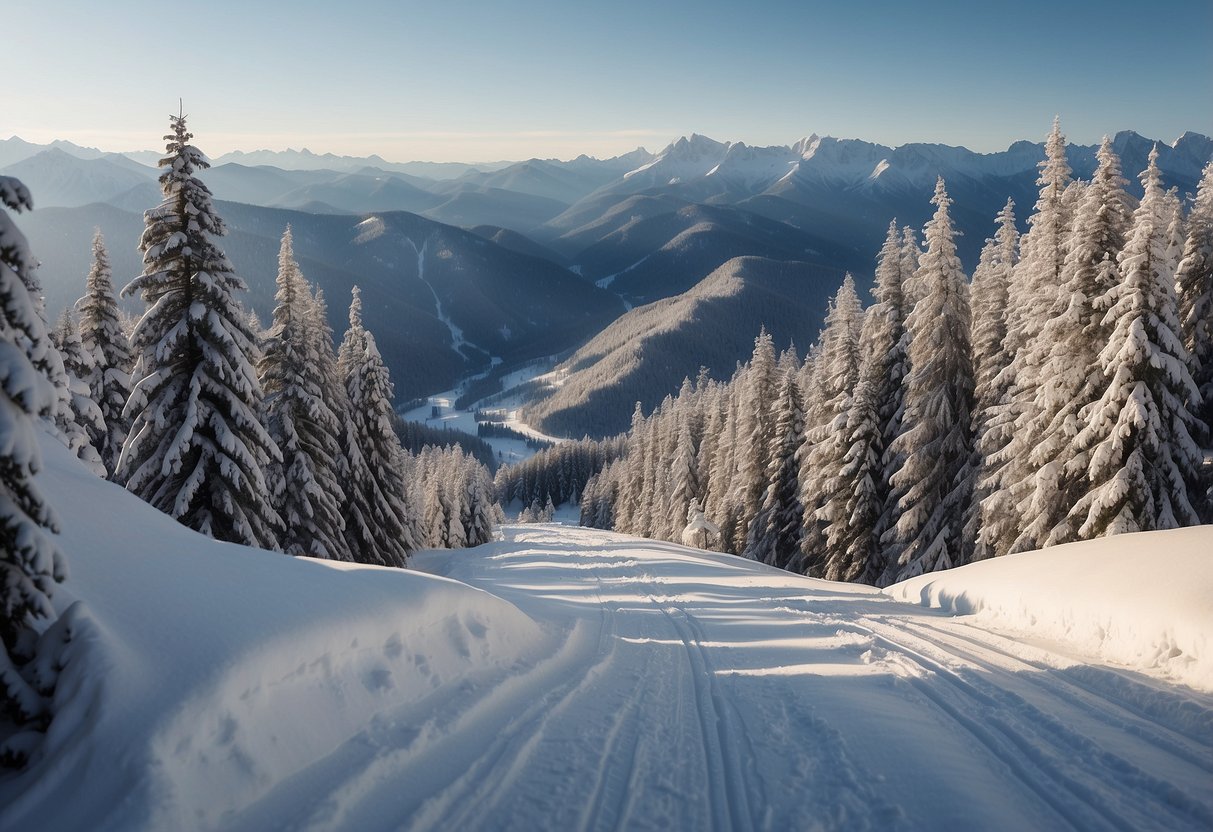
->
733, 328, 777, 554
1176, 163, 1213, 517
874, 226, 919, 544
49, 311, 105, 477
879, 178, 975, 585
1014, 137, 1134, 548
743, 370, 806, 569
0, 175, 72, 766
668, 412, 699, 536
119, 112, 282, 547
964, 200, 1019, 561
75, 230, 132, 478
978, 119, 1073, 557
798, 275, 864, 575
259, 227, 347, 559
1067, 147, 1204, 537
339, 286, 415, 566
821, 307, 886, 583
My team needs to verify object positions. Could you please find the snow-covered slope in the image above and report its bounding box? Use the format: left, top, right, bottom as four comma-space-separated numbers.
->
887, 527, 1213, 691
0, 433, 547, 831
4, 432, 1211, 831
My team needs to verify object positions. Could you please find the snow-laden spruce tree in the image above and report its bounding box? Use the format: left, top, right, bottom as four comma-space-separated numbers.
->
339, 286, 415, 566
964, 200, 1019, 561
49, 311, 106, 477
259, 227, 347, 558
1067, 147, 1204, 537
798, 275, 863, 575
1176, 163, 1213, 464
1014, 137, 1134, 548
733, 329, 778, 554
820, 307, 887, 583
0, 175, 69, 765
979, 118, 1073, 557
874, 226, 920, 541
118, 112, 283, 548
75, 230, 132, 478
743, 370, 805, 569
878, 178, 975, 586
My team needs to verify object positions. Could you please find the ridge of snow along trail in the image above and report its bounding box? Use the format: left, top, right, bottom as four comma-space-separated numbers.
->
3, 434, 1212, 831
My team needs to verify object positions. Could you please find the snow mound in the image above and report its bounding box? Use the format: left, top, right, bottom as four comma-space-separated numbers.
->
1, 431, 546, 832
887, 526, 1213, 691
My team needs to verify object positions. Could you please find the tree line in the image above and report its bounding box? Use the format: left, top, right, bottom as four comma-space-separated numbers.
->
580, 120, 1213, 585
0, 112, 503, 764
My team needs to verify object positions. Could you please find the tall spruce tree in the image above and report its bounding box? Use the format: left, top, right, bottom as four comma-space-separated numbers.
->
1014, 137, 1134, 548
1177, 163, 1213, 463
979, 118, 1073, 557
259, 227, 347, 558
798, 275, 863, 575
879, 179, 975, 585
820, 307, 886, 583
119, 112, 283, 548
75, 230, 132, 478
965, 200, 1019, 560
339, 287, 415, 566
0, 176, 71, 765
743, 371, 806, 569
733, 329, 777, 554
49, 311, 105, 477
1067, 148, 1204, 537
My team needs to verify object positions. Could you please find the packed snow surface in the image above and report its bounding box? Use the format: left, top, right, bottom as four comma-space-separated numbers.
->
4, 433, 1211, 831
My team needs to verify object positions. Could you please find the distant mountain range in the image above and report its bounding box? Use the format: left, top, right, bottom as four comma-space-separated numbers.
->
5, 127, 1210, 434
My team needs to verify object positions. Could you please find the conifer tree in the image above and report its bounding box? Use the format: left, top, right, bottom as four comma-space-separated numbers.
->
49, 311, 105, 477
1015, 137, 1133, 548
339, 286, 415, 566
733, 328, 777, 553
879, 179, 975, 585
0, 176, 69, 765
979, 119, 1073, 557
119, 112, 282, 548
965, 200, 1019, 560
259, 227, 347, 558
75, 230, 132, 477
821, 308, 887, 583
874, 226, 919, 541
1176, 164, 1213, 517
743, 371, 805, 569
1068, 148, 1204, 536
798, 275, 863, 574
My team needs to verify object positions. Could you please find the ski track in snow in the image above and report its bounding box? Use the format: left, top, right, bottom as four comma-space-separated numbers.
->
228, 525, 1213, 832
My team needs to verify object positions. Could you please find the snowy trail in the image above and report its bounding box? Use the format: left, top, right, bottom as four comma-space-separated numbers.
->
242, 524, 1212, 832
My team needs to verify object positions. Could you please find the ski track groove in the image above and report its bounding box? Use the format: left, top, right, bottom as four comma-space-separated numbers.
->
227, 529, 1213, 832
898, 618, 1213, 770
408, 610, 623, 830
856, 616, 1213, 831
657, 602, 756, 832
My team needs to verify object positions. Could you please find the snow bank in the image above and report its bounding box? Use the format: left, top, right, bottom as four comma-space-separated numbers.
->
0, 431, 546, 832
887, 526, 1213, 691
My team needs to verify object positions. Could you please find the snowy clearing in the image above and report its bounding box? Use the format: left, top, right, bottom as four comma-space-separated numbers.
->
399, 359, 566, 467
3, 433, 1211, 831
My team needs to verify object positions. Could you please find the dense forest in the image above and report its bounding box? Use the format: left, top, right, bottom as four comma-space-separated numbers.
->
575, 122, 1213, 585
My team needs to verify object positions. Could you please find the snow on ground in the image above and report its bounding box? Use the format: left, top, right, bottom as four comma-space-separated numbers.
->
886, 527, 1213, 691
4, 437, 1211, 831
399, 360, 566, 467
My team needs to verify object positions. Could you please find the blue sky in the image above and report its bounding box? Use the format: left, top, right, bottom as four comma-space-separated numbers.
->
8, 0, 1211, 161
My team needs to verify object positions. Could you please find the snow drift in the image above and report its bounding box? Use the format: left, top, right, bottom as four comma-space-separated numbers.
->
887, 526, 1213, 691
0, 431, 547, 831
